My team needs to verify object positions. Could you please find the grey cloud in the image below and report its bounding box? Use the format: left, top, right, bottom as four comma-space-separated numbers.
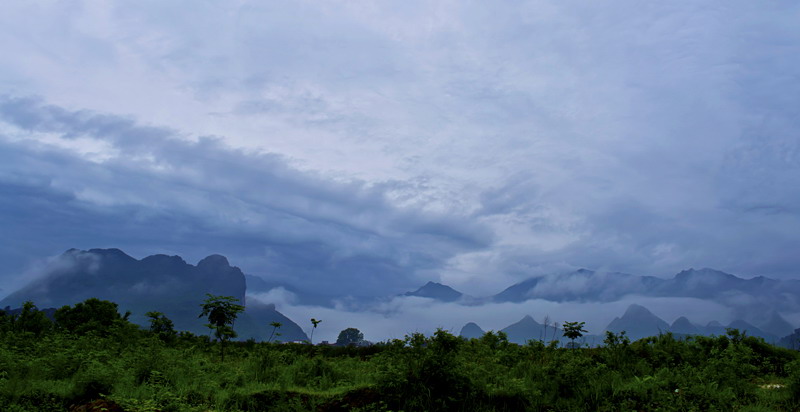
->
2, 1, 800, 302
0, 96, 490, 297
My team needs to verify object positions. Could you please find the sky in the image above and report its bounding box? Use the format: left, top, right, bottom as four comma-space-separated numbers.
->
1, 0, 800, 314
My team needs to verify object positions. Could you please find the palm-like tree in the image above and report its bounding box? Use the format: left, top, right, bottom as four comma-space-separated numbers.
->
310, 318, 322, 344
268, 321, 282, 343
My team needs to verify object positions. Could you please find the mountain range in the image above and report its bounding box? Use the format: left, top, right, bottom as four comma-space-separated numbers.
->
244, 265, 799, 321
458, 303, 789, 345
396, 268, 799, 338
492, 268, 800, 311
4, 248, 800, 346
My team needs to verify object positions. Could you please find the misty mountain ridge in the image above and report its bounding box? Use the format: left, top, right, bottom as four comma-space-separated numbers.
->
1, 248, 307, 341
606, 304, 670, 341
605, 304, 781, 342
494, 268, 661, 303
500, 315, 551, 344
2, 248, 245, 308
487, 267, 800, 332
457, 317, 560, 345
230, 266, 800, 327
403, 281, 465, 302
455, 304, 787, 345
4, 248, 800, 345
493, 267, 800, 304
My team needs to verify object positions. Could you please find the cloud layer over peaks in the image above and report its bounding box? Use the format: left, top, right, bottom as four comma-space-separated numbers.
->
1, 1, 800, 298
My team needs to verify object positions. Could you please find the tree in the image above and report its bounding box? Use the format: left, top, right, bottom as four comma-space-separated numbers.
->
479, 330, 509, 350
0, 308, 10, 333
268, 321, 282, 343
198, 294, 245, 361
146, 311, 176, 342
541, 315, 551, 342
336, 327, 364, 346
54, 298, 128, 335
310, 318, 322, 344
562, 321, 588, 349
14, 301, 52, 336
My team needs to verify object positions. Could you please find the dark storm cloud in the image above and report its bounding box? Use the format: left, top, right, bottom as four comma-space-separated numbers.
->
0, 96, 491, 296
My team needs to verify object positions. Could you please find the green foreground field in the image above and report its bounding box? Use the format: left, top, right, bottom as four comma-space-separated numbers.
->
2, 301, 800, 411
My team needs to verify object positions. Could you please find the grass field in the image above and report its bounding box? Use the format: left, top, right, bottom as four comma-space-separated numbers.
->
2, 300, 800, 411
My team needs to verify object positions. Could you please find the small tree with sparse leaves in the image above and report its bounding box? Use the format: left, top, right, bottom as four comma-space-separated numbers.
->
199, 294, 245, 361
562, 321, 588, 349
268, 321, 282, 343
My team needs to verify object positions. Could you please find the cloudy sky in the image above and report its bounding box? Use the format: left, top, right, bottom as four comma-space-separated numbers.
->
1, 1, 799, 305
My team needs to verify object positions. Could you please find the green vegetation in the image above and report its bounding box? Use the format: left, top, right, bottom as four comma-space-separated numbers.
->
310, 318, 322, 345
146, 311, 177, 343
198, 294, 245, 362
562, 321, 588, 349
1, 299, 800, 411
267, 321, 282, 344
336, 328, 364, 347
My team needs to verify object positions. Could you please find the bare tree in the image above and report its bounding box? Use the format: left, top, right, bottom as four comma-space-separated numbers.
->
542, 315, 551, 342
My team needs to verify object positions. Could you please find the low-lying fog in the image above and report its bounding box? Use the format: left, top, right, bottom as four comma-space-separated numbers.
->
249, 289, 735, 343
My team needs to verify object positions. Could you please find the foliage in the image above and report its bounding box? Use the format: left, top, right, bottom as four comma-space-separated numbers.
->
11, 301, 53, 336
55, 298, 129, 336
562, 321, 588, 348
2, 299, 800, 411
146, 311, 176, 342
198, 294, 245, 361
309, 318, 321, 344
268, 321, 282, 343
336, 327, 364, 346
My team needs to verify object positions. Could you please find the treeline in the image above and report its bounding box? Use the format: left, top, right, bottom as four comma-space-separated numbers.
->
1, 299, 133, 337
2, 298, 800, 411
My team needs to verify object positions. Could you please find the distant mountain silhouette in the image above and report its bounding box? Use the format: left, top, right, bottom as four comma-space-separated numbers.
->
500, 315, 560, 344
703, 321, 728, 336
655, 268, 746, 298
779, 329, 800, 350
492, 268, 800, 335
493, 269, 661, 303
404, 281, 464, 302
607, 308, 782, 344
492, 277, 541, 302
493, 268, 800, 305
605, 304, 669, 341
459, 322, 485, 339
725, 320, 777, 342
670, 316, 700, 335
0, 248, 307, 341
759, 310, 795, 338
